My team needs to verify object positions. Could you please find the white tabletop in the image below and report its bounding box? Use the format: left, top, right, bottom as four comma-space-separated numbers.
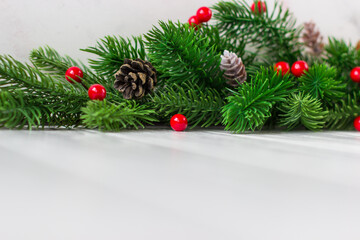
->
0, 129, 360, 240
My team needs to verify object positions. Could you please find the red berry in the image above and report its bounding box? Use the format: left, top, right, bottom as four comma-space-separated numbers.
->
170, 114, 188, 132
350, 67, 360, 83
196, 6, 212, 23
88, 84, 106, 101
291, 61, 309, 77
65, 66, 83, 83
188, 15, 200, 28
354, 117, 360, 131
275, 62, 290, 76
251, 1, 267, 14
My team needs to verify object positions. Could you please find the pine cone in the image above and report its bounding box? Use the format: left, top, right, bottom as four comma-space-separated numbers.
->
220, 50, 247, 87
302, 21, 324, 56
114, 58, 157, 99
356, 40, 360, 51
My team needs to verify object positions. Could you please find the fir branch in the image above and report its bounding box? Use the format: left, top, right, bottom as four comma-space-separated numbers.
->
212, 0, 302, 63
198, 26, 254, 64
325, 38, 360, 73
0, 89, 86, 129
0, 55, 89, 123
197, 25, 262, 76
144, 21, 225, 89
278, 92, 328, 131
151, 83, 224, 128
0, 90, 50, 129
222, 67, 294, 133
0, 55, 84, 95
298, 63, 346, 104
81, 36, 146, 79
326, 93, 360, 130
31, 46, 85, 76
325, 37, 360, 92
198, 26, 246, 56
80, 100, 158, 131
30, 46, 116, 93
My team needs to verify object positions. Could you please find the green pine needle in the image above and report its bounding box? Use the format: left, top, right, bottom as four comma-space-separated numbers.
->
0, 90, 49, 129
298, 63, 346, 104
0, 54, 85, 96
0, 55, 90, 128
151, 83, 224, 128
81, 100, 158, 131
31, 46, 85, 76
325, 37, 360, 92
30, 46, 115, 93
212, 0, 303, 63
82, 36, 146, 79
222, 67, 294, 133
326, 93, 360, 130
278, 92, 328, 131
325, 38, 360, 73
144, 20, 225, 90
198, 25, 246, 57
1, 1, 359, 132
0, 90, 84, 129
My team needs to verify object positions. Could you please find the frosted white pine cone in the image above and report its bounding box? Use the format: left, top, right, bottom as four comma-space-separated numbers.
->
220, 50, 247, 87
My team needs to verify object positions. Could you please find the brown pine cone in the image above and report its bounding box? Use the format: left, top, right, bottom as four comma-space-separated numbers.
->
356, 40, 360, 51
302, 21, 324, 56
114, 58, 157, 99
220, 50, 247, 87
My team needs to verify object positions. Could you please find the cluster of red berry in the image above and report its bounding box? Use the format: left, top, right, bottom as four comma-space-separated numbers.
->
65, 66, 107, 101
350, 67, 360, 131
188, 6, 212, 28
274, 60, 309, 77
274, 62, 360, 131
188, 2, 266, 29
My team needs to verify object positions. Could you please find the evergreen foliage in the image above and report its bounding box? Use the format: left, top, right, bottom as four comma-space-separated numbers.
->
82, 36, 146, 79
298, 64, 346, 104
0, 55, 88, 102
325, 38, 360, 80
0, 90, 83, 129
198, 26, 246, 58
0, 0, 358, 132
326, 93, 360, 130
145, 21, 225, 90
0, 91, 49, 129
279, 92, 327, 131
0, 55, 69, 94
31, 46, 85, 77
151, 83, 224, 128
197, 26, 262, 77
30, 46, 113, 92
212, 0, 302, 63
325, 38, 360, 93
81, 100, 157, 131
0, 55, 89, 128
222, 68, 294, 133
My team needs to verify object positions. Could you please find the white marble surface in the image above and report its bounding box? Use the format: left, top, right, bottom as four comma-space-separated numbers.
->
0, 0, 359, 62
0, 129, 360, 240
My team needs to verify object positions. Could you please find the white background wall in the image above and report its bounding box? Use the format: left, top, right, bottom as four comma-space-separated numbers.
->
0, 0, 359, 63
